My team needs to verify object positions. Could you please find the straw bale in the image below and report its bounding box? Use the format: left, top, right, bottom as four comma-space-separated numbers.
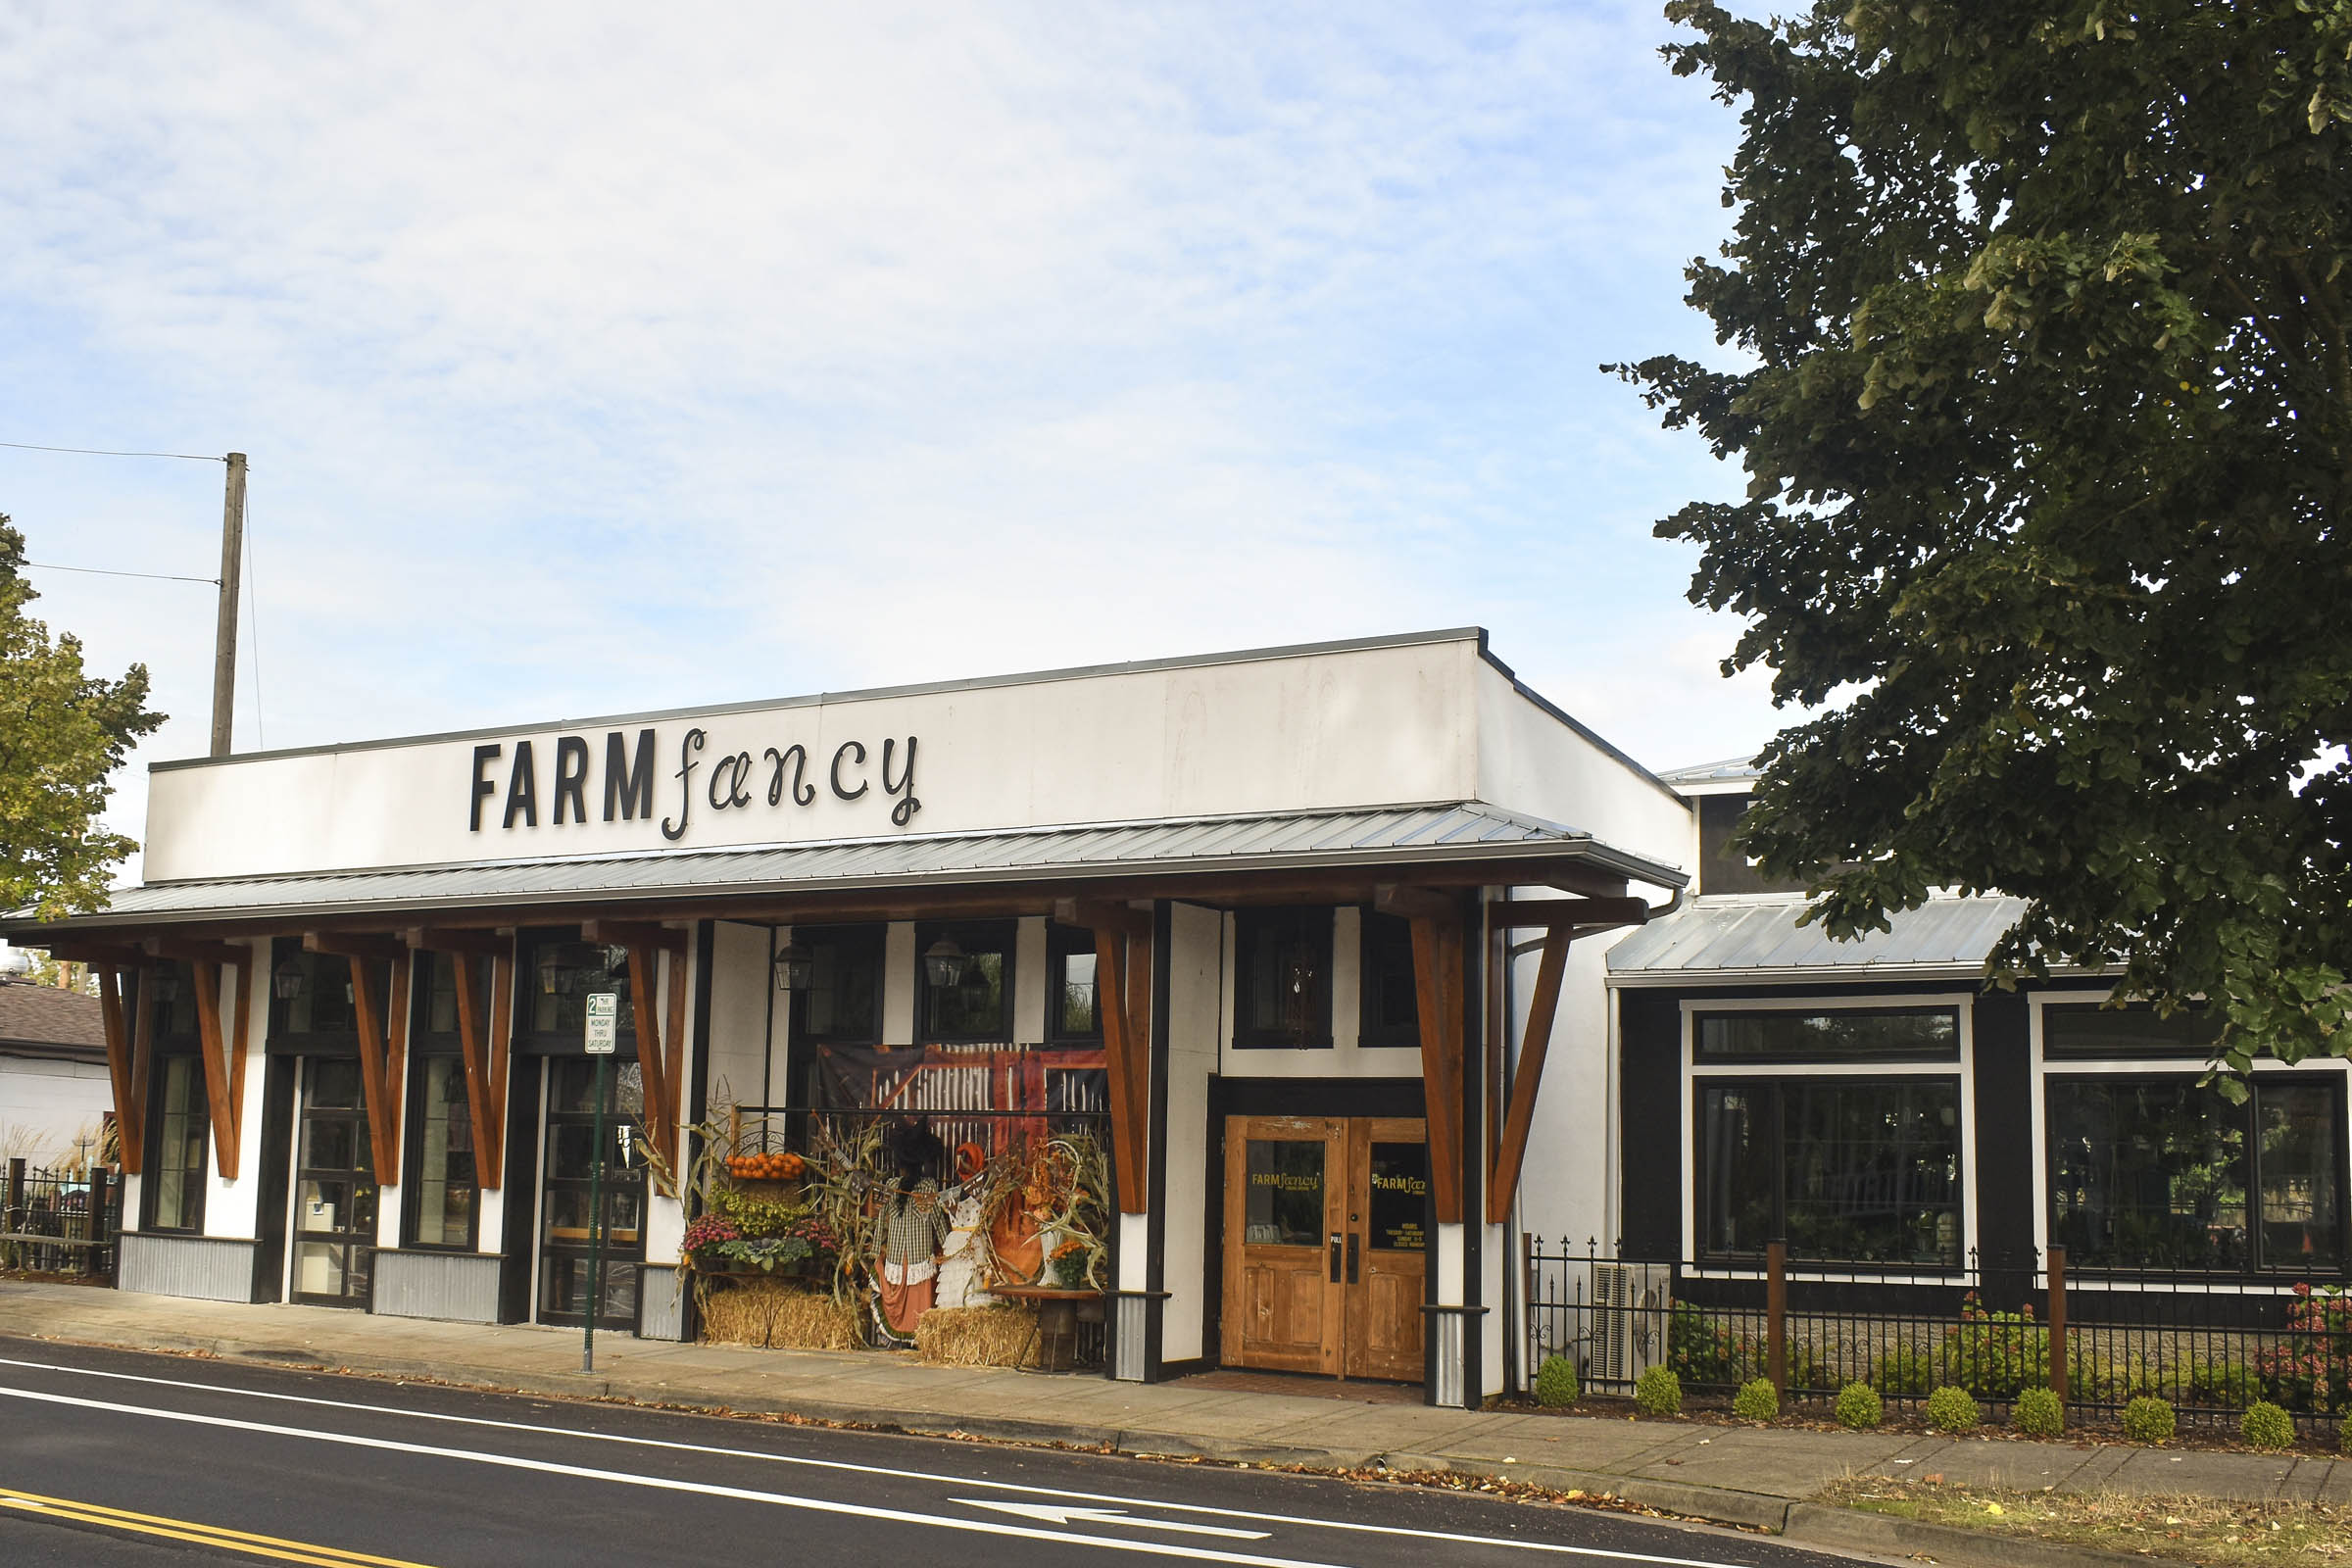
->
916, 1302, 1038, 1367
698, 1279, 859, 1350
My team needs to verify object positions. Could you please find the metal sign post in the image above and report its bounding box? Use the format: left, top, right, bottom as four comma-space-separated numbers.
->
582, 992, 618, 1374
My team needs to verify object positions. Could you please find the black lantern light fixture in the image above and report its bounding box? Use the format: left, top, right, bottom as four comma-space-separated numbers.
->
271, 957, 305, 1002
150, 966, 179, 1004
922, 936, 967, 989
771, 941, 814, 994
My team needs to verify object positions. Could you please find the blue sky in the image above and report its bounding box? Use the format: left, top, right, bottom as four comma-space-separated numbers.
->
0, 3, 1777, 870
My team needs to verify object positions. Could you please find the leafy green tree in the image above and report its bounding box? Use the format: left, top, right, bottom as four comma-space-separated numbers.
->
1615, 1, 2352, 1070
0, 517, 165, 918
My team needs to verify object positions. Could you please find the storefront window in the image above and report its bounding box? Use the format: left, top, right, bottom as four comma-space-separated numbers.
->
145, 1054, 208, 1233
1048, 923, 1101, 1042
2047, 1077, 2342, 1274
409, 1055, 478, 1250
525, 938, 634, 1041
539, 1059, 645, 1329
1698, 1078, 1963, 1264
915, 921, 1012, 1042
1358, 911, 1419, 1049
1244, 1140, 1324, 1245
422, 950, 495, 1038
795, 926, 882, 1044
1234, 907, 1332, 1050
268, 945, 366, 1041
1697, 1008, 1959, 1060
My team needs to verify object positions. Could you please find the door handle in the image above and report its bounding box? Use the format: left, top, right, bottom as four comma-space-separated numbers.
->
1347, 1232, 1360, 1285
1329, 1233, 1343, 1283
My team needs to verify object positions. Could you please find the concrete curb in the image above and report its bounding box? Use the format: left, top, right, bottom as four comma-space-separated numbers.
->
16, 1324, 2139, 1565
1784, 1503, 2148, 1568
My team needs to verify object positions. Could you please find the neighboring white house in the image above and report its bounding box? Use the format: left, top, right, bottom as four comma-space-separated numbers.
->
0, 974, 112, 1167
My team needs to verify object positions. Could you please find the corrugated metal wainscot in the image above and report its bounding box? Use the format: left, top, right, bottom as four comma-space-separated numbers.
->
639, 1265, 686, 1342
370, 1250, 502, 1324
117, 1234, 256, 1302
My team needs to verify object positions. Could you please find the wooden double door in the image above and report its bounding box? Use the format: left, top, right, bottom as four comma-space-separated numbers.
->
1222, 1115, 1429, 1382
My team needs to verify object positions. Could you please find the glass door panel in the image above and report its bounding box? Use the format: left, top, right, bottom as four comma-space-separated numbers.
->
537, 1059, 646, 1329
292, 1056, 375, 1307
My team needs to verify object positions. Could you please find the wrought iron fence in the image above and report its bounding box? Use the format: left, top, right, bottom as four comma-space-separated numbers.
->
1, 1159, 121, 1282
1526, 1236, 2352, 1438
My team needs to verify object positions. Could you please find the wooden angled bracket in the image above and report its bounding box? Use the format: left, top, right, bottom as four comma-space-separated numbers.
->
327, 940, 410, 1183
144, 938, 255, 1179
408, 930, 512, 1190
93, 965, 143, 1175
1488, 897, 1651, 930
1054, 898, 1153, 1214
1404, 903, 1468, 1226
620, 941, 689, 1178
581, 919, 689, 955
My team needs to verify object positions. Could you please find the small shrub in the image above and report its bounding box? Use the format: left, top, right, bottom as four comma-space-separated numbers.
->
2012, 1386, 2063, 1438
2339, 1423, 2352, 1457
2241, 1400, 2297, 1450
1870, 1342, 1936, 1397
1925, 1384, 1981, 1432
1732, 1377, 1779, 1421
1634, 1364, 1684, 1416
2189, 1359, 2258, 1410
1534, 1354, 1580, 1407
1667, 1305, 1755, 1387
2122, 1395, 2177, 1446
1940, 1293, 2050, 1399
1836, 1380, 1884, 1431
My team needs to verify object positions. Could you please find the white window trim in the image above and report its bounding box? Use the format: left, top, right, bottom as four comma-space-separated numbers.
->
2028, 990, 2352, 1293
1680, 992, 1978, 1281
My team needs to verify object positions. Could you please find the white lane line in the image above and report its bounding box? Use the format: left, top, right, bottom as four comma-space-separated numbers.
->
0, 1354, 1758, 1567
0, 1383, 1345, 1568
961, 1500, 1271, 1540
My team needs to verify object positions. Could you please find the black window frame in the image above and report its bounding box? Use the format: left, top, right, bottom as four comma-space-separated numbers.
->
791, 924, 887, 1048
1232, 906, 1335, 1051
2042, 1002, 2226, 1060
140, 1040, 211, 1235
1693, 1071, 1967, 1268
514, 928, 638, 1054
1693, 1006, 1961, 1063
402, 956, 485, 1254
1356, 907, 1420, 1050
914, 918, 1016, 1044
1046, 921, 1103, 1045
266, 938, 393, 1055
2044, 1071, 2349, 1278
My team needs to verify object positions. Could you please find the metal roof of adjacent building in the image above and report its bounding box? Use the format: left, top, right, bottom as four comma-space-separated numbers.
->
25, 802, 1687, 932
1606, 893, 2033, 984
1653, 757, 1764, 788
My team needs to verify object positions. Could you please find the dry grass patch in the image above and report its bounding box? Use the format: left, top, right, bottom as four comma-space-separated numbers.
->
1819, 1476, 2352, 1566
697, 1280, 859, 1350
916, 1304, 1038, 1368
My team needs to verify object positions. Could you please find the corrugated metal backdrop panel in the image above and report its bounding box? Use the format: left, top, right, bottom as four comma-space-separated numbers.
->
118, 1234, 255, 1302
371, 1250, 502, 1325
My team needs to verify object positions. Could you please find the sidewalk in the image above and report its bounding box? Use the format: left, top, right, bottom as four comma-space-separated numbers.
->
4, 1280, 2345, 1561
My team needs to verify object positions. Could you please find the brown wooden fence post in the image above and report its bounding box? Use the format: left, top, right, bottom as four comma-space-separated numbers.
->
2046, 1245, 2068, 1403
4, 1157, 23, 1234
1766, 1240, 1788, 1398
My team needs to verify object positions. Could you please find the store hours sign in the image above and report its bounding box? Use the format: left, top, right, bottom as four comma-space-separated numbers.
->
467, 725, 922, 841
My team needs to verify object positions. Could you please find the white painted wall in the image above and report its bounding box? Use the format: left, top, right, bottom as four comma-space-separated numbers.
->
147, 637, 1487, 881
0, 1055, 110, 1165
1473, 663, 1692, 877
1160, 901, 1222, 1365
1505, 913, 1629, 1252
706, 921, 777, 1116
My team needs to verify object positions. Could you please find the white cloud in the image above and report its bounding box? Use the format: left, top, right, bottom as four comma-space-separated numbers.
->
0, 1, 1786, 873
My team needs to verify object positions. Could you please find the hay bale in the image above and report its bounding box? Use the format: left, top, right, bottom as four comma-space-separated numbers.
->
916, 1303, 1037, 1367
698, 1278, 859, 1350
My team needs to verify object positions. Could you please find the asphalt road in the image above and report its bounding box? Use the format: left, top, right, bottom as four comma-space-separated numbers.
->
0, 1337, 1867, 1568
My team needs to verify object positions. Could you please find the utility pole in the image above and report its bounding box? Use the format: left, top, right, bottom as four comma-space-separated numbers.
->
210, 452, 247, 758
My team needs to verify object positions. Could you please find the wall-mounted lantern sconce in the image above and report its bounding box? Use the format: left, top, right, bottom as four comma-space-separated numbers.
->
772, 941, 814, 993
922, 936, 967, 990
272, 958, 305, 1002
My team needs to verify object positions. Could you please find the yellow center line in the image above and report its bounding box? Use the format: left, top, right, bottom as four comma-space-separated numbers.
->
0, 1487, 442, 1568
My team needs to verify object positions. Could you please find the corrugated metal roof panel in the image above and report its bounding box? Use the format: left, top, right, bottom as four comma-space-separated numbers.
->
1607, 894, 2032, 979
35, 803, 1686, 929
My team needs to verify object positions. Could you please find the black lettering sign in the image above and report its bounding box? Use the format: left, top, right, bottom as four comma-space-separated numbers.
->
605, 729, 655, 822
883, 736, 921, 826
502, 742, 538, 829
552, 735, 591, 825
708, 750, 754, 811
662, 727, 706, 842
829, 740, 868, 801
764, 744, 814, 807
468, 744, 503, 832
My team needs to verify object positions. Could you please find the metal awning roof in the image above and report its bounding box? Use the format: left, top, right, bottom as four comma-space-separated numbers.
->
22, 802, 1686, 932
1606, 893, 2032, 985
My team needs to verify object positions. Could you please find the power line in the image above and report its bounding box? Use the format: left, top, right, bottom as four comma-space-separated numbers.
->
24, 561, 220, 586
0, 440, 223, 463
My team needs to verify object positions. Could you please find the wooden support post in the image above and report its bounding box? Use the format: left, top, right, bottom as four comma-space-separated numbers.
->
95, 966, 142, 1176
1766, 1240, 1788, 1399
227, 951, 254, 1171
661, 945, 687, 1173
128, 967, 155, 1177
344, 953, 398, 1182
1056, 898, 1153, 1215
189, 960, 239, 1178
2047, 1245, 2069, 1403
1405, 908, 1466, 1225
383, 951, 410, 1176
1488, 924, 1571, 1223
485, 953, 513, 1188
625, 944, 670, 1168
